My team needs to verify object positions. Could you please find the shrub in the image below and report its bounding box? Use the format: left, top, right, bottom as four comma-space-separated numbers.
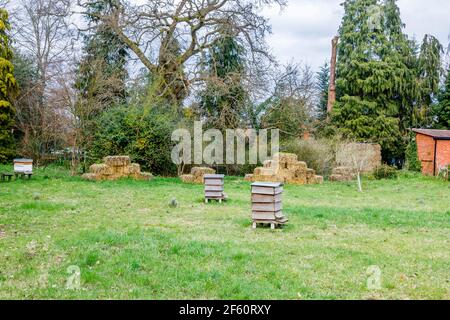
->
91, 105, 179, 176
373, 164, 398, 180
282, 138, 336, 176
405, 138, 421, 172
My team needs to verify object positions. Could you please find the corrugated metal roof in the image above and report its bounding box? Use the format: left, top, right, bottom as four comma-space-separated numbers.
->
412, 129, 450, 139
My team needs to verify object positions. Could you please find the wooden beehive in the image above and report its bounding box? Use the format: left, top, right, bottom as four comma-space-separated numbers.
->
204, 174, 225, 203
251, 182, 288, 229
13, 158, 33, 173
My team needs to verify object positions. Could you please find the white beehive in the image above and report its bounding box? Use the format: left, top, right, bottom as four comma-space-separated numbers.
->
14, 158, 33, 173
251, 182, 288, 229
204, 174, 225, 203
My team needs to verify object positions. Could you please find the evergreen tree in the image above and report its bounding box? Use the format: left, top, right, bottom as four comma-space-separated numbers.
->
76, 0, 128, 107
316, 61, 329, 121
434, 69, 450, 129
0, 9, 17, 162
198, 30, 248, 130
417, 34, 444, 126
333, 0, 417, 159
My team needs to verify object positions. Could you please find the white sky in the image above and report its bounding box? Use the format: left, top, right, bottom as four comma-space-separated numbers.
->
263, 0, 450, 71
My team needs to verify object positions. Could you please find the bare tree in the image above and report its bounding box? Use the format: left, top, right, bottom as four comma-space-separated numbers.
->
78, 0, 286, 104
338, 142, 378, 192
10, 0, 76, 163
261, 63, 316, 136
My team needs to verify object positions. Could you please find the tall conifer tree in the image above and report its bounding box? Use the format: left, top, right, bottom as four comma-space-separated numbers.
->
417, 35, 443, 126
0, 8, 17, 162
316, 62, 329, 121
76, 0, 128, 107
198, 29, 248, 130
333, 0, 419, 159
434, 69, 450, 129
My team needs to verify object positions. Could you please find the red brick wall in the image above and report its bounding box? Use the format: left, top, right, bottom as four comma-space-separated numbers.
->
436, 140, 450, 174
415, 133, 450, 175
415, 133, 435, 176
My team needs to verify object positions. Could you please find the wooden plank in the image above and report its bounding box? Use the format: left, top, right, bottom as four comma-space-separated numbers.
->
204, 185, 223, 192
251, 193, 282, 203
251, 186, 283, 195
252, 219, 288, 225
251, 182, 282, 188
276, 217, 289, 223
252, 202, 282, 212
253, 210, 283, 218
253, 219, 289, 225
204, 174, 224, 179
252, 212, 276, 220
205, 191, 223, 198
204, 178, 223, 185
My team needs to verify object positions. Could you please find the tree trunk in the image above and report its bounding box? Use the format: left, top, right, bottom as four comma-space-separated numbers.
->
327, 36, 339, 115
357, 171, 362, 192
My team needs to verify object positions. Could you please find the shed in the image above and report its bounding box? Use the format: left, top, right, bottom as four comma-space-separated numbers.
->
412, 129, 450, 176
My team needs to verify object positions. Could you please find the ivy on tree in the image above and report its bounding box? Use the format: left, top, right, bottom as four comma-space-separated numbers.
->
0, 8, 17, 163
76, 0, 129, 108
198, 29, 248, 130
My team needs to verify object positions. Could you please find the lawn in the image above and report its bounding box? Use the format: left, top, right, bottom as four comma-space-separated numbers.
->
0, 166, 449, 299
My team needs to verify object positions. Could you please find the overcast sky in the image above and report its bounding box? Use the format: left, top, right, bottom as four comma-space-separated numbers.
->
263, 0, 450, 71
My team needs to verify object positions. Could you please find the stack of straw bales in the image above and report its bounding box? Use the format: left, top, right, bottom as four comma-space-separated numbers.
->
329, 166, 356, 182
244, 152, 323, 185
82, 156, 153, 181
180, 167, 216, 183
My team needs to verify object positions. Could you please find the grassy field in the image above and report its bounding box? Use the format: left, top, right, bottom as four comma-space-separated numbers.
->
0, 165, 449, 299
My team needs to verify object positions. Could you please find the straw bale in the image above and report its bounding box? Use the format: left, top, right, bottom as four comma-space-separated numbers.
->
263, 160, 277, 168
180, 174, 195, 183
135, 172, 153, 181
89, 164, 113, 175
191, 167, 215, 177
129, 163, 141, 174
244, 174, 254, 181
246, 152, 321, 185
84, 156, 152, 181
314, 175, 324, 184
103, 156, 131, 167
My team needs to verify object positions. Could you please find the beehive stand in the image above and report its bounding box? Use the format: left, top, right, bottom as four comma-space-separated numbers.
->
204, 174, 225, 203
251, 182, 288, 229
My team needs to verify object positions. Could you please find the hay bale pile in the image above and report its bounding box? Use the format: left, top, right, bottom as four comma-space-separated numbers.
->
180, 167, 216, 184
329, 166, 356, 182
82, 156, 153, 181
244, 152, 323, 185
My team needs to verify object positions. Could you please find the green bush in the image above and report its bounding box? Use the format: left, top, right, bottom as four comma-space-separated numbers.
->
373, 164, 398, 180
91, 105, 179, 176
405, 138, 421, 172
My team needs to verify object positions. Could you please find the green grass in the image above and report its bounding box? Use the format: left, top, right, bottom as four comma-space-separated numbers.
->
0, 165, 449, 299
